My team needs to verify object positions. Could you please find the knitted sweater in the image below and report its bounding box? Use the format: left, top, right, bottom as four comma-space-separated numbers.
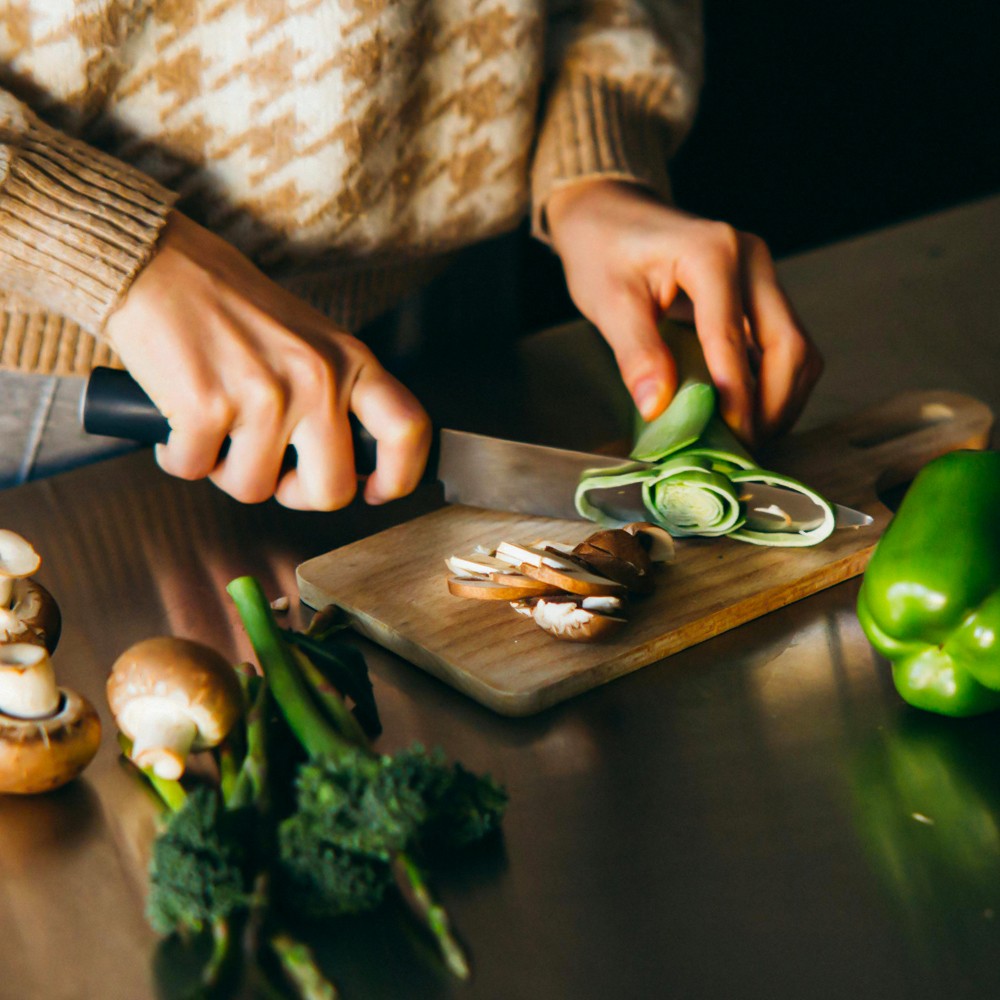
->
0, 1, 702, 375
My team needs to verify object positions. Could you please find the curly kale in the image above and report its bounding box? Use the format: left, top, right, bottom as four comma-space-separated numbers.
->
146, 786, 257, 936
273, 744, 507, 919
277, 815, 393, 917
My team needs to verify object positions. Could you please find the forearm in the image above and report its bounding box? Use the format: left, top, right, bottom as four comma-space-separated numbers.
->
531, 0, 704, 238
0, 91, 176, 335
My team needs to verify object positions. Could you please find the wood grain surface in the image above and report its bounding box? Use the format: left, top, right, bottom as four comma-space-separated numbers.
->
297, 390, 993, 716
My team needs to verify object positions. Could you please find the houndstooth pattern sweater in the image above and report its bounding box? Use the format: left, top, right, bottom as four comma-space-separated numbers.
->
0, 1, 702, 375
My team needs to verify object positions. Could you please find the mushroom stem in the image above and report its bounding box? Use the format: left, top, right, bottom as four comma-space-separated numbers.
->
127, 703, 199, 780
0, 578, 12, 609
0, 643, 60, 719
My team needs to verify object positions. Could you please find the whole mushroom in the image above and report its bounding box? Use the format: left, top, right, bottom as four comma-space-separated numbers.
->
0, 643, 101, 795
0, 530, 61, 652
107, 636, 244, 780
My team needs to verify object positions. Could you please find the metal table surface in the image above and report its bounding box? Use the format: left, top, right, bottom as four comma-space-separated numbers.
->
1, 194, 999, 1000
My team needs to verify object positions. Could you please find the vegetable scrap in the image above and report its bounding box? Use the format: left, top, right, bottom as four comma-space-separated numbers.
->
574, 323, 835, 547
446, 523, 674, 641
113, 576, 507, 998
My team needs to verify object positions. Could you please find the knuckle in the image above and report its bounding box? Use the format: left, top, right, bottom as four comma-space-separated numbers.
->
242, 375, 287, 421
288, 351, 336, 402
698, 220, 741, 261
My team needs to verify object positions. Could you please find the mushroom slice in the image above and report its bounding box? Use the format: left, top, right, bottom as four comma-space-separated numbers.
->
447, 577, 563, 601
107, 637, 244, 780
621, 522, 675, 563
530, 597, 627, 642
495, 542, 625, 597
573, 528, 655, 595
446, 552, 516, 577
0, 644, 101, 795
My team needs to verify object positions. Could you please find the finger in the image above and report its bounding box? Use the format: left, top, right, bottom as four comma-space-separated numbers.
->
741, 235, 823, 437
208, 383, 289, 504
275, 415, 358, 512
351, 369, 431, 504
591, 285, 677, 421
676, 237, 755, 443
154, 396, 233, 481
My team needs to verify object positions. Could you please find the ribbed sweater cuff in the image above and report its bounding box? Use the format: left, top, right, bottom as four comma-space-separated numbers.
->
531, 74, 677, 241
0, 110, 177, 335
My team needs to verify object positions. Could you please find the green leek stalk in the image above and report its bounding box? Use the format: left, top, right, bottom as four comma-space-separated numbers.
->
576, 322, 835, 547
226, 575, 471, 981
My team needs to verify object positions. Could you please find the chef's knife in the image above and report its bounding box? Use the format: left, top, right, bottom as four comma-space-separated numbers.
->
81, 367, 871, 530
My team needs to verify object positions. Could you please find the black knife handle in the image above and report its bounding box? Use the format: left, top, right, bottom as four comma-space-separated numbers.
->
82, 366, 379, 476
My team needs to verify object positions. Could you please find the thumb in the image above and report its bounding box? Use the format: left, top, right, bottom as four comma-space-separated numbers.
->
593, 291, 677, 422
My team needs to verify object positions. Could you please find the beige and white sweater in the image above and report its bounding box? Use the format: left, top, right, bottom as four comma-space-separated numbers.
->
0, 1, 702, 375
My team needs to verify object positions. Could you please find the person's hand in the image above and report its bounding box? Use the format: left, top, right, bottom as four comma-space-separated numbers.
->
104, 212, 431, 510
545, 179, 823, 444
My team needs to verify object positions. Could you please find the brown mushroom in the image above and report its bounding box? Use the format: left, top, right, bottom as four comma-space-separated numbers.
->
0, 530, 60, 652
107, 636, 244, 780
0, 643, 101, 795
572, 528, 655, 595
621, 522, 675, 563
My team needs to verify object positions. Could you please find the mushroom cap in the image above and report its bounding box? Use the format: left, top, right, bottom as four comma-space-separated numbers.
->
573, 529, 654, 594
107, 636, 243, 750
0, 688, 101, 795
0, 579, 61, 652
0, 531, 41, 580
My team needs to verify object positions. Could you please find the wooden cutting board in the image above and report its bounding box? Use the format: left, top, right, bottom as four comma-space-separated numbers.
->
297, 390, 994, 716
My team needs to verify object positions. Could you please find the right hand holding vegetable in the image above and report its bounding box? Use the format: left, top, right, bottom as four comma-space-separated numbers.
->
104, 212, 432, 511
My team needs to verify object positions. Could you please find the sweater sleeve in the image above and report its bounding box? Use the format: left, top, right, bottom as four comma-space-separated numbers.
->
0, 91, 177, 336
531, 0, 704, 239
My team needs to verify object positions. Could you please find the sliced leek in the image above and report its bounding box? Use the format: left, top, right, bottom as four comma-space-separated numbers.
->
575, 321, 834, 547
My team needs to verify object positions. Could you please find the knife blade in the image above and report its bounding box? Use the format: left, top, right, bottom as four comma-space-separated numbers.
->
81, 367, 871, 530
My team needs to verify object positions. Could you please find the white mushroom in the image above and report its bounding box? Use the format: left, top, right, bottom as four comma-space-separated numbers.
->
0, 531, 59, 651
107, 637, 244, 780
0, 531, 40, 609
0, 643, 101, 795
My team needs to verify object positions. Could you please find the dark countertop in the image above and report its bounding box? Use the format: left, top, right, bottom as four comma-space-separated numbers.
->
1, 194, 998, 1000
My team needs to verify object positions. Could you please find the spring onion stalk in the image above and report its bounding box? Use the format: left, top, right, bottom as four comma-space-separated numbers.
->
576, 322, 835, 547
227, 577, 352, 761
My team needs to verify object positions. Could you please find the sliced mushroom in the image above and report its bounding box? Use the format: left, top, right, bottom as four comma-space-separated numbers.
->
107, 636, 244, 780
0, 531, 60, 652
0, 643, 101, 795
447, 577, 563, 601
494, 541, 625, 597
572, 529, 655, 595
529, 597, 627, 642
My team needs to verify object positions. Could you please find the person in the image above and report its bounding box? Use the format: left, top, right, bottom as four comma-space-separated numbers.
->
0, 1, 821, 507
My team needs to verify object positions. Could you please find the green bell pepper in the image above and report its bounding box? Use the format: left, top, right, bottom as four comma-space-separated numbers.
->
857, 448, 1000, 717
